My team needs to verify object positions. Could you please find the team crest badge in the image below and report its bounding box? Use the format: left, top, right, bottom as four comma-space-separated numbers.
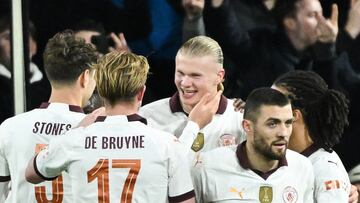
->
218, 134, 236, 146
259, 186, 273, 203
191, 132, 204, 152
282, 186, 298, 203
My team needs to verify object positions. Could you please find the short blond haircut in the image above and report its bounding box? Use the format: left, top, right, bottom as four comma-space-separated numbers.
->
177, 36, 223, 65
94, 51, 149, 105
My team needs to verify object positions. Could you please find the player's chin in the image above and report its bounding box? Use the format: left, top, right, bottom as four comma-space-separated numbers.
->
272, 148, 287, 159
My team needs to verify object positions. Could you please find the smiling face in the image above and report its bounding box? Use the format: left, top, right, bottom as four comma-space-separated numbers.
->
174, 53, 224, 113
246, 104, 294, 160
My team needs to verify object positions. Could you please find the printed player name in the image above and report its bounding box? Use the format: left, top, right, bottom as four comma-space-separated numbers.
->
85, 135, 145, 149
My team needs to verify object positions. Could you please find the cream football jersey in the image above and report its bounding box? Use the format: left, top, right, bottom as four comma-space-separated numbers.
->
140, 93, 246, 154
302, 145, 350, 202
192, 143, 315, 203
0, 103, 85, 203
34, 115, 195, 203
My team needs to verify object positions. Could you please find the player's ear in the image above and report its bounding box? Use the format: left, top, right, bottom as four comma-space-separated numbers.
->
136, 85, 146, 102
79, 69, 91, 88
242, 119, 252, 133
292, 109, 303, 123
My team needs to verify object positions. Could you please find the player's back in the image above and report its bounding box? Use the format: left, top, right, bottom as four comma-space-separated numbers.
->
0, 103, 85, 203
38, 115, 194, 203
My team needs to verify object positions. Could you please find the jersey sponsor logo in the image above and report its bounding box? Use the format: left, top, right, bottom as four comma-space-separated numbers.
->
282, 186, 298, 203
191, 132, 204, 152
259, 186, 273, 203
218, 134, 236, 147
229, 187, 244, 199
324, 180, 348, 191
33, 122, 71, 135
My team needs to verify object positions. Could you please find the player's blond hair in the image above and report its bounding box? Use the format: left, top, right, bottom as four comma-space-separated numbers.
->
94, 51, 149, 105
177, 36, 223, 65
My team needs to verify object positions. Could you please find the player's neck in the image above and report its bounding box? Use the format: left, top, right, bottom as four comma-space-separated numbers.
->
104, 101, 140, 116
48, 87, 83, 107
289, 123, 313, 153
246, 144, 279, 173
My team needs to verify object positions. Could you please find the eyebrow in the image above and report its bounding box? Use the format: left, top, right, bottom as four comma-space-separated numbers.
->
266, 117, 294, 123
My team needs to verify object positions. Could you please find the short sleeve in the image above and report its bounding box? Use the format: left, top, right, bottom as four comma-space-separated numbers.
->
314, 162, 350, 202
35, 136, 71, 180
167, 138, 195, 202
0, 125, 10, 178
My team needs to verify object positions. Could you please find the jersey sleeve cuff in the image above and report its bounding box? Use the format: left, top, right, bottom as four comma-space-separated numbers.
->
182, 121, 200, 137
34, 155, 58, 181
168, 190, 195, 203
0, 176, 10, 182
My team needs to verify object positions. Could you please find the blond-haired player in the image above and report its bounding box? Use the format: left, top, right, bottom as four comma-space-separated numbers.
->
25, 52, 195, 203
140, 36, 246, 157
0, 30, 98, 202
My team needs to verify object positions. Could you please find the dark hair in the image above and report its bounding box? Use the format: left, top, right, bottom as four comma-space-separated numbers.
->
0, 16, 10, 33
272, 0, 300, 28
0, 16, 36, 39
244, 87, 290, 122
43, 29, 98, 85
273, 70, 349, 150
71, 19, 106, 35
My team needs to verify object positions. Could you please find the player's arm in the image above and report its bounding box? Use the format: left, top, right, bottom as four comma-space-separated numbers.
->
25, 155, 46, 184
179, 91, 222, 150
177, 197, 195, 203
0, 126, 11, 200
349, 184, 359, 203
26, 137, 70, 184
0, 179, 10, 201
168, 137, 196, 202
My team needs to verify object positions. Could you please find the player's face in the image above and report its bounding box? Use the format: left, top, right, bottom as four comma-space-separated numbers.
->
292, 0, 322, 48
0, 29, 11, 68
174, 53, 223, 113
250, 104, 293, 160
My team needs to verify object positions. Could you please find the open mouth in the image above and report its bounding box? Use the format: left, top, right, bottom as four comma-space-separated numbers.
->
181, 89, 197, 98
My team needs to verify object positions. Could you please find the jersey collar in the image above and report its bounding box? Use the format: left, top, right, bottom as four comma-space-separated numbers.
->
95, 114, 147, 125
169, 92, 228, 114
236, 141, 288, 180
38, 102, 83, 113
300, 144, 321, 157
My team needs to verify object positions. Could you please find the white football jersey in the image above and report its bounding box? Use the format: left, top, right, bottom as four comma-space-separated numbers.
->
140, 93, 246, 155
302, 145, 350, 202
0, 103, 85, 203
192, 143, 315, 203
35, 115, 195, 203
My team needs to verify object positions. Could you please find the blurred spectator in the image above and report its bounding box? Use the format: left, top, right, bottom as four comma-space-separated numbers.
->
0, 16, 48, 123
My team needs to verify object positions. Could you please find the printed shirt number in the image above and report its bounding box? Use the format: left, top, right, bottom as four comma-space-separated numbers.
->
87, 159, 141, 203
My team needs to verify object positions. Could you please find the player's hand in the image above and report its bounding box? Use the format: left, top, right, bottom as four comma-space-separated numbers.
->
182, 0, 204, 20
316, 4, 338, 43
76, 107, 105, 128
345, 0, 360, 39
349, 184, 359, 203
108, 32, 131, 53
189, 90, 222, 129
233, 98, 245, 112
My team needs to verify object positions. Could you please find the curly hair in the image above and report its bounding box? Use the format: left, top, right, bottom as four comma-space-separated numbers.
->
273, 70, 349, 150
